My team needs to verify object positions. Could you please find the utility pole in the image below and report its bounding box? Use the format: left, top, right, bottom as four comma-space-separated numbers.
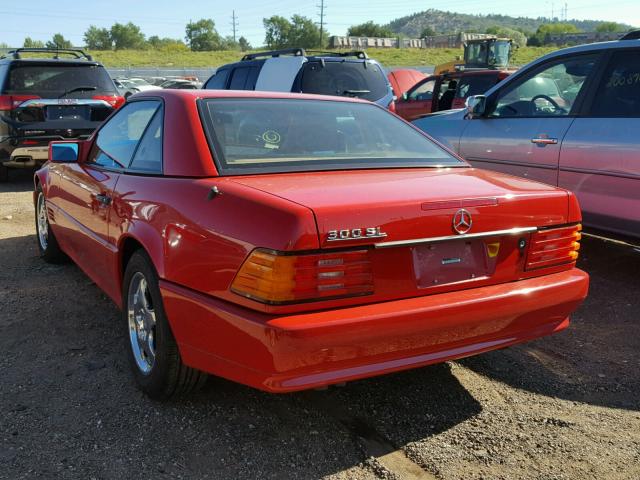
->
551, 2, 554, 20
564, 3, 568, 21
231, 10, 239, 42
317, 0, 326, 47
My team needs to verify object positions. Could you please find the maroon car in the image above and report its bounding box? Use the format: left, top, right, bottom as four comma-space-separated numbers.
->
395, 69, 512, 121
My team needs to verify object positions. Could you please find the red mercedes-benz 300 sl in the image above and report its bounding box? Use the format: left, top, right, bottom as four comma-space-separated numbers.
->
34, 90, 589, 399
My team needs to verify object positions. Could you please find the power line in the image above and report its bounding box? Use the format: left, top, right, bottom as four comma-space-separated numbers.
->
317, 0, 326, 45
231, 10, 239, 42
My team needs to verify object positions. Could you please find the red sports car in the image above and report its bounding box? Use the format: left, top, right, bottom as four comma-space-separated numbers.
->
34, 90, 589, 399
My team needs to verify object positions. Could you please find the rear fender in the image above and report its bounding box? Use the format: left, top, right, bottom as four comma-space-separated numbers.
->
116, 226, 166, 307
567, 190, 582, 224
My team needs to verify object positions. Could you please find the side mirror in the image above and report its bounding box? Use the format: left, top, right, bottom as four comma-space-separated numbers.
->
49, 141, 79, 163
402, 92, 408, 101
465, 95, 487, 118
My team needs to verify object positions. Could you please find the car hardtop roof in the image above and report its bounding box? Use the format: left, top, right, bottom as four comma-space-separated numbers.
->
240, 48, 369, 61
132, 88, 373, 104
522, 37, 640, 66
477, 37, 640, 100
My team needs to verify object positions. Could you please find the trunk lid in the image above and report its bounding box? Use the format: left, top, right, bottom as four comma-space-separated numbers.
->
232, 168, 570, 249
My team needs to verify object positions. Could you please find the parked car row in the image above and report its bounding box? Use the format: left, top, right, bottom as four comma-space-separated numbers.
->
12, 34, 640, 400
2, 40, 639, 243
113, 76, 201, 98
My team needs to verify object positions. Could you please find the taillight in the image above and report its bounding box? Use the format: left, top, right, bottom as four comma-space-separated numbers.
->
526, 224, 581, 270
93, 94, 125, 109
0, 94, 40, 110
231, 249, 373, 304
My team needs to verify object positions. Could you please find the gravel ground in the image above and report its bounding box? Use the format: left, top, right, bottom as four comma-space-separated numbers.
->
1, 170, 639, 480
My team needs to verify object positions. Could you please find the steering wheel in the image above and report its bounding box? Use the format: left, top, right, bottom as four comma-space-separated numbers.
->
531, 94, 567, 114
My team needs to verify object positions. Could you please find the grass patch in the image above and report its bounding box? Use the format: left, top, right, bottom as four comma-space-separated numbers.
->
89, 46, 561, 69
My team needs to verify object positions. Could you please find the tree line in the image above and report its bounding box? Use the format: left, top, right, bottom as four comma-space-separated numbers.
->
19, 16, 330, 52
23, 20, 252, 52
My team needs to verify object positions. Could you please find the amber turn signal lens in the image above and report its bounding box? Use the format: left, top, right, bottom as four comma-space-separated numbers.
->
525, 224, 582, 270
231, 249, 373, 304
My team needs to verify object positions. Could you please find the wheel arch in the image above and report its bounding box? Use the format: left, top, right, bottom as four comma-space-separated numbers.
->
117, 230, 166, 304
33, 168, 49, 205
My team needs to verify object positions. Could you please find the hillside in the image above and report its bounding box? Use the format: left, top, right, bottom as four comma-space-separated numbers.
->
387, 9, 635, 37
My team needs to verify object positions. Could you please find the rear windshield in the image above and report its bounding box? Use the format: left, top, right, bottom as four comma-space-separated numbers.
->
5, 64, 117, 97
455, 74, 498, 99
300, 61, 389, 102
200, 98, 464, 175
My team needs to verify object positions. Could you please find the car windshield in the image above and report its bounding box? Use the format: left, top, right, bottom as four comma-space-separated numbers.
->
6, 64, 117, 97
200, 98, 464, 174
300, 61, 389, 102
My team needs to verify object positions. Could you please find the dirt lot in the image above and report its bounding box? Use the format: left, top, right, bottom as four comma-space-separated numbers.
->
1, 170, 639, 480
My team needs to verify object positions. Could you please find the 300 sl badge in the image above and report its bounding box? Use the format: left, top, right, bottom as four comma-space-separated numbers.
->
327, 227, 387, 242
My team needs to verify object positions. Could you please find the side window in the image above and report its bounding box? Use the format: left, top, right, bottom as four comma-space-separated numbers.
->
129, 107, 163, 173
455, 74, 498, 99
229, 67, 250, 90
245, 67, 259, 90
89, 100, 160, 168
205, 69, 229, 89
491, 55, 598, 118
409, 79, 435, 101
590, 50, 640, 117
0, 64, 8, 90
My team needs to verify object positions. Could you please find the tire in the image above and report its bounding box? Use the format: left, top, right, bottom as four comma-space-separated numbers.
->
122, 250, 207, 399
0, 165, 8, 182
35, 185, 66, 263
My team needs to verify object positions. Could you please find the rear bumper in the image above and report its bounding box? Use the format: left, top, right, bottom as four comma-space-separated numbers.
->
160, 269, 589, 392
2, 146, 48, 168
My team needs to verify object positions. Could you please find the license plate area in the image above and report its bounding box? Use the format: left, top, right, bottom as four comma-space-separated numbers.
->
46, 105, 91, 120
412, 239, 497, 288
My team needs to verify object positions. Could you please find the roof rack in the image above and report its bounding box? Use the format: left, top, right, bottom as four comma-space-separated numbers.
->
241, 48, 306, 61
620, 30, 640, 40
307, 50, 369, 60
1, 48, 94, 61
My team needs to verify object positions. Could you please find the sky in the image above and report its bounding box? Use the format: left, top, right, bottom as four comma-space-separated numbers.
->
1, 0, 639, 48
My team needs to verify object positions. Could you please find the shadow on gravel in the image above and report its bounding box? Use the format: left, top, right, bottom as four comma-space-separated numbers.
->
1, 230, 481, 479
461, 236, 640, 412
0, 168, 35, 193
184, 362, 482, 478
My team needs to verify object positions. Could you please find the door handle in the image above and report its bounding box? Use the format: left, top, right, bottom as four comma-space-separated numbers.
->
95, 193, 112, 206
531, 136, 558, 145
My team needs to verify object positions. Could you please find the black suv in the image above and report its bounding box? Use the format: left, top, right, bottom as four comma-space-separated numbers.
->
0, 48, 123, 181
203, 48, 394, 109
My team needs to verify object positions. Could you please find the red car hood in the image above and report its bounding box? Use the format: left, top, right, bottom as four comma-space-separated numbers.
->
231, 168, 572, 248
388, 69, 427, 97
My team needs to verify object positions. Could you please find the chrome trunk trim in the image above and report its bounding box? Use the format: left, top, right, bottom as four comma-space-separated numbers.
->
374, 227, 538, 249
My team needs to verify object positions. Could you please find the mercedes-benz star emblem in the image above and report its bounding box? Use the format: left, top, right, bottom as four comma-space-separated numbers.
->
453, 209, 472, 234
